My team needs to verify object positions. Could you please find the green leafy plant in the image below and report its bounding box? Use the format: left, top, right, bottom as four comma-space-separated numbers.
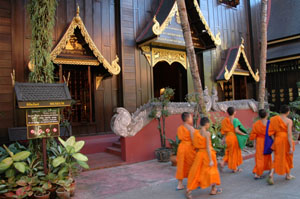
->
167, 136, 180, 155
149, 88, 175, 148
0, 145, 31, 175
209, 115, 225, 157
52, 136, 89, 179
27, 0, 57, 83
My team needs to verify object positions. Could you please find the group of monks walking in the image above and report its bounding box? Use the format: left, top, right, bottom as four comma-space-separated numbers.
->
175, 105, 295, 199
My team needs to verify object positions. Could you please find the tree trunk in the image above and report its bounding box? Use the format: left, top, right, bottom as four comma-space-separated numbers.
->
258, 0, 268, 109
176, 0, 205, 112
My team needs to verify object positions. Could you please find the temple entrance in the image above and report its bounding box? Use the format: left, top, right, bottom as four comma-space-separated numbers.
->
56, 65, 96, 136
233, 75, 248, 100
153, 61, 187, 102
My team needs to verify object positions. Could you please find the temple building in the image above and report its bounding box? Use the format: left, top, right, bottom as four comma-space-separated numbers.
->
0, 0, 285, 158
266, 0, 300, 111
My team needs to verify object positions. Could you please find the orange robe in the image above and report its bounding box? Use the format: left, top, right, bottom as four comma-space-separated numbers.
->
269, 115, 295, 175
175, 125, 196, 180
221, 117, 243, 170
187, 132, 221, 190
249, 120, 273, 176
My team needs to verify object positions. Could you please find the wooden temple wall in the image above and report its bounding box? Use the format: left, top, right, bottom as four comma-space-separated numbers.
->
199, 0, 255, 100
0, 0, 13, 143
119, 0, 160, 112
0, 0, 121, 141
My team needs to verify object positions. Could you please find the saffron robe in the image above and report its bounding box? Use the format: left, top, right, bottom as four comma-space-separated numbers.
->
187, 132, 221, 190
269, 115, 295, 175
221, 117, 243, 170
249, 120, 273, 176
175, 125, 196, 180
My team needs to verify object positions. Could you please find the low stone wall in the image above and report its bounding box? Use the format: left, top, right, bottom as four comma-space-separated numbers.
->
111, 99, 259, 138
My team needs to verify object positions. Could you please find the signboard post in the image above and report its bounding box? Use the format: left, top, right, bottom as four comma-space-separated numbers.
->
14, 83, 72, 174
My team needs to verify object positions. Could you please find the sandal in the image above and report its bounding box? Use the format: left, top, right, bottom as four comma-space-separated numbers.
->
254, 176, 265, 180
210, 188, 222, 195
185, 190, 192, 199
286, 175, 296, 180
267, 176, 274, 185
233, 168, 243, 173
176, 187, 184, 191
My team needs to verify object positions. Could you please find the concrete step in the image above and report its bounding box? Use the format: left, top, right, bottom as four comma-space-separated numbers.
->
77, 134, 120, 154
112, 141, 121, 148
106, 146, 122, 157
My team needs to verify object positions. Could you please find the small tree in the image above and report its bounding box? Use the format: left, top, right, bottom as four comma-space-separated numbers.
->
149, 88, 175, 148
258, 0, 268, 109
176, 0, 205, 113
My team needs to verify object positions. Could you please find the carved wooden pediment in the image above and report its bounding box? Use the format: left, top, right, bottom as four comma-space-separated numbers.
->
50, 6, 120, 75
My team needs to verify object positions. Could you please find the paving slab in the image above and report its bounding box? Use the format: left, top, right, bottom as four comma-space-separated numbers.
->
75, 145, 300, 199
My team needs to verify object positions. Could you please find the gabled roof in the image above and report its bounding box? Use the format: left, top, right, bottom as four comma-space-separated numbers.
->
50, 7, 120, 75
14, 82, 72, 108
268, 0, 300, 42
136, 0, 221, 50
267, 39, 300, 63
216, 39, 259, 82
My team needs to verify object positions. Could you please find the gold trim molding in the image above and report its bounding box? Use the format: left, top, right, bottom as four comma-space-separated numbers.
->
224, 39, 259, 82
193, 0, 221, 46
152, 2, 179, 35
152, 47, 187, 69
152, 1, 221, 47
53, 58, 100, 66
50, 6, 121, 75
267, 55, 300, 64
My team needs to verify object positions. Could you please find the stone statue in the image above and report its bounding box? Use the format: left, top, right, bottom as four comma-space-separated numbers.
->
111, 107, 145, 137
203, 86, 212, 112
211, 87, 219, 111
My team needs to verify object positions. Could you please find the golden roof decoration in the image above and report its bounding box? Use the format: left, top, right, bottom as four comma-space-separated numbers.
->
50, 6, 121, 75
217, 38, 259, 82
152, 1, 221, 46
192, 0, 221, 46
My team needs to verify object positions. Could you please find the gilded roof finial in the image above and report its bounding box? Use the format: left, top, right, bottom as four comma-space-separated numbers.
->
241, 37, 244, 45
76, 4, 80, 16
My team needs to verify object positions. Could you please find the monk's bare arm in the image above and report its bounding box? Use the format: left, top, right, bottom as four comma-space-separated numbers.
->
184, 124, 195, 139
235, 127, 247, 136
205, 132, 213, 166
287, 119, 293, 153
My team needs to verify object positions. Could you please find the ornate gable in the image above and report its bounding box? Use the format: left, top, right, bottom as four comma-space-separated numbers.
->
50, 7, 120, 75
216, 39, 259, 83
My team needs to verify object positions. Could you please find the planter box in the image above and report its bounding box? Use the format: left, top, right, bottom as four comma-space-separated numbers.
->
8, 125, 72, 141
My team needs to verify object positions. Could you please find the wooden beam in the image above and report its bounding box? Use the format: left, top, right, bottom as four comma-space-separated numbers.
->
88, 66, 92, 123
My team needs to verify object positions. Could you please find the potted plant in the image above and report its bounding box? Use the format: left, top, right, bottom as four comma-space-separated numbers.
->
32, 179, 52, 199
167, 136, 180, 166
209, 115, 226, 157
51, 136, 89, 196
56, 178, 73, 199
149, 88, 175, 162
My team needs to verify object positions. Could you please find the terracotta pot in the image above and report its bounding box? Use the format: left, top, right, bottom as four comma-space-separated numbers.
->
48, 186, 57, 199
170, 155, 177, 166
70, 181, 76, 197
34, 191, 50, 199
154, 148, 172, 162
56, 188, 70, 199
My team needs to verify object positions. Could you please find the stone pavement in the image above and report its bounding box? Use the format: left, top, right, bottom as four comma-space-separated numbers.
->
75, 145, 300, 199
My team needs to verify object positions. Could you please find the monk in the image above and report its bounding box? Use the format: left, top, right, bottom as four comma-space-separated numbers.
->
185, 117, 222, 199
268, 105, 295, 185
175, 112, 196, 190
249, 109, 273, 179
220, 107, 247, 173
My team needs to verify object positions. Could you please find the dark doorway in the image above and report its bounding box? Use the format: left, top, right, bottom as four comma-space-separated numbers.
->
233, 75, 248, 100
153, 62, 187, 102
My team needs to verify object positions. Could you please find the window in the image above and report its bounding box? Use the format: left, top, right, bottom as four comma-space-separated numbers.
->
218, 0, 240, 7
